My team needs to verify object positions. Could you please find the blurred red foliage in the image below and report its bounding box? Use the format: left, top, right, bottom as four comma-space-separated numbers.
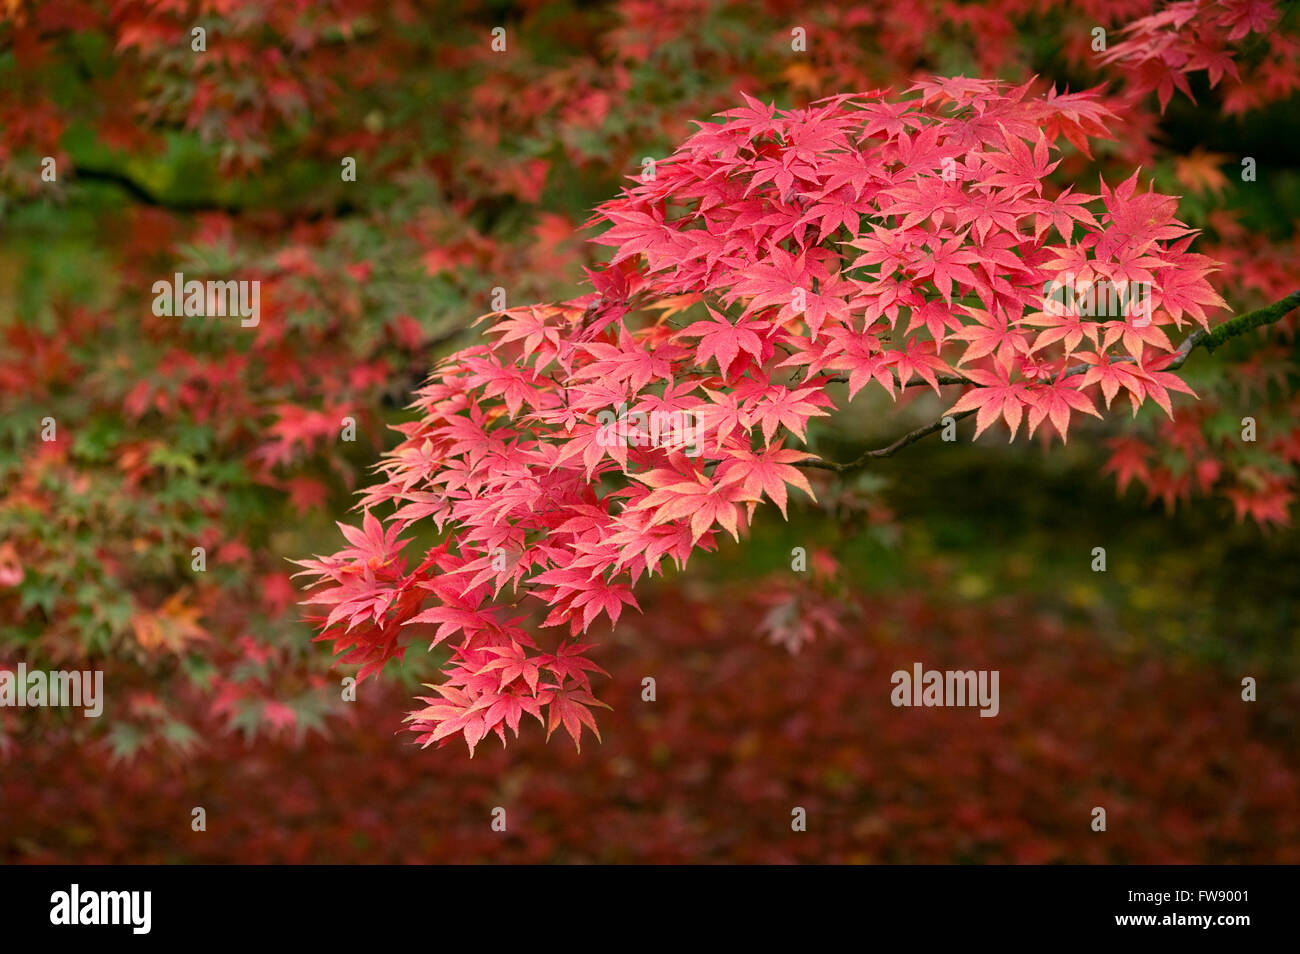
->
5, 584, 1295, 863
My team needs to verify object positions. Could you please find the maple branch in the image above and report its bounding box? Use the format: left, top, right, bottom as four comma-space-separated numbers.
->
72, 166, 241, 214
808, 290, 1300, 473
1165, 289, 1300, 369
71, 163, 359, 219
810, 408, 979, 471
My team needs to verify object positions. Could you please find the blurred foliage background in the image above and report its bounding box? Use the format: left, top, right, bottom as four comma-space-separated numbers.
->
1, 0, 1297, 861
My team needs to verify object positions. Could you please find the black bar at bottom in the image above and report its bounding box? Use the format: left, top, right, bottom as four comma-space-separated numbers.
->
0, 864, 1281, 941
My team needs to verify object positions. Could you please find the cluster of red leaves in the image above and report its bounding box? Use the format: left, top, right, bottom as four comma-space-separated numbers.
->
1101, 0, 1292, 113
7, 584, 1298, 863
683, 0, 1300, 536
298, 78, 1229, 753
1098, 195, 1300, 526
